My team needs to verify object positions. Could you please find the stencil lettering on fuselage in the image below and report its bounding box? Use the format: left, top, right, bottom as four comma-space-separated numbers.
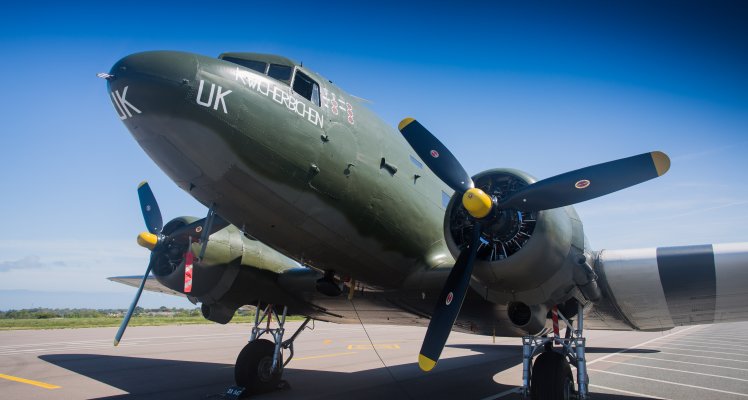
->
234, 68, 324, 129
111, 86, 142, 120
321, 87, 354, 125
196, 80, 232, 114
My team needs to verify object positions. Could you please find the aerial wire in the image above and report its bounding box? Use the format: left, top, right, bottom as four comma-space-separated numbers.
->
349, 293, 415, 400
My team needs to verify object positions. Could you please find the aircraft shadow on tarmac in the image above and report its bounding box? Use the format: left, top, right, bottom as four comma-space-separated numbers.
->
40, 345, 661, 400
447, 343, 661, 355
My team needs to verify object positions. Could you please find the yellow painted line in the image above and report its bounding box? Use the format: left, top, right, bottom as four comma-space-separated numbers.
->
347, 344, 401, 350
347, 340, 405, 344
293, 351, 357, 361
0, 373, 60, 389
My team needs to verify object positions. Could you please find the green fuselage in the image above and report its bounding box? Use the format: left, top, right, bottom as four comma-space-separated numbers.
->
107, 51, 598, 334
109, 51, 456, 289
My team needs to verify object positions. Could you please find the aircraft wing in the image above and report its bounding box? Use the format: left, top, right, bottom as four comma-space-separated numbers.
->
106, 242, 748, 337
108, 275, 186, 298
587, 242, 748, 331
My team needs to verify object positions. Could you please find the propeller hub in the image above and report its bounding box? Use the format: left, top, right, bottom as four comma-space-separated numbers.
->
137, 232, 158, 250
462, 188, 493, 219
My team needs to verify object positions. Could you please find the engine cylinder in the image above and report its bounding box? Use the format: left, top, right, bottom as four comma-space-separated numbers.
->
443, 169, 576, 305
444, 169, 539, 263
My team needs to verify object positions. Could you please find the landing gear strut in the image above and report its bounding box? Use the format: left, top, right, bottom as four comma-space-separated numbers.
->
227, 304, 311, 398
521, 301, 589, 400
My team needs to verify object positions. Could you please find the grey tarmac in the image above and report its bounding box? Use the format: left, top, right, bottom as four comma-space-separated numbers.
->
1, 320, 747, 399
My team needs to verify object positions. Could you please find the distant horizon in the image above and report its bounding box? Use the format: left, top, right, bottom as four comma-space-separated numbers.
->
0, 289, 189, 311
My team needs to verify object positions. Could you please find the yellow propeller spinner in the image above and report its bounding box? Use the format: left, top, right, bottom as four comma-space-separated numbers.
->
137, 232, 158, 250
462, 188, 493, 219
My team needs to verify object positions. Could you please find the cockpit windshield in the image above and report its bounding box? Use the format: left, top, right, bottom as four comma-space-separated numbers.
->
267, 64, 293, 83
222, 56, 267, 74
220, 53, 321, 107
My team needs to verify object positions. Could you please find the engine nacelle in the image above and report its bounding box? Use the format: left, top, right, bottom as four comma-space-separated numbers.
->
444, 169, 585, 307
150, 217, 300, 313
507, 302, 550, 335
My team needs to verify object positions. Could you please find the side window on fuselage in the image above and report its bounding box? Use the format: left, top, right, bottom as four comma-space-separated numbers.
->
292, 70, 321, 107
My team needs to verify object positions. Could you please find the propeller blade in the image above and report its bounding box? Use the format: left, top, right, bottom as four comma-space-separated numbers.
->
501, 151, 670, 211
114, 260, 153, 346
137, 181, 163, 234
418, 224, 482, 371
399, 118, 473, 193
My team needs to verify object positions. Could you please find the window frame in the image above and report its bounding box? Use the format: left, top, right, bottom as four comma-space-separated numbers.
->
222, 56, 268, 74
267, 63, 294, 84
291, 67, 321, 107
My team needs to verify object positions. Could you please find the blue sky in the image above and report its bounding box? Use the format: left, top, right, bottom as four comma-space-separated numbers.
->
0, 1, 746, 309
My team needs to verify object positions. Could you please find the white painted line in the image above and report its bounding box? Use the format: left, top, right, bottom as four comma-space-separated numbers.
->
685, 335, 748, 343
478, 326, 701, 400
656, 341, 748, 354
478, 387, 521, 400
587, 325, 699, 367
656, 344, 748, 356
0, 336, 247, 355
588, 384, 668, 399
596, 359, 748, 382
657, 351, 748, 363
666, 338, 748, 347
621, 354, 748, 372
0, 331, 249, 350
588, 369, 748, 397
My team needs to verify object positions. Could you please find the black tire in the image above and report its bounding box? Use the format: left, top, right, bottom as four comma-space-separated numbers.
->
234, 339, 283, 393
531, 351, 574, 400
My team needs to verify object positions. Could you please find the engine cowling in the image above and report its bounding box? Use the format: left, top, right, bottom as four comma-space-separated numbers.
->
443, 169, 582, 308
445, 169, 539, 261
149, 217, 301, 322
149, 217, 239, 301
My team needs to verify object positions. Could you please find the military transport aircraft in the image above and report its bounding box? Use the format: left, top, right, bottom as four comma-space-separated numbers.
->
100, 51, 748, 400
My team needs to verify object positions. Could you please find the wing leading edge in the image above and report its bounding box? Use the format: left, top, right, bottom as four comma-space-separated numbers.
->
109, 275, 186, 298
592, 242, 748, 331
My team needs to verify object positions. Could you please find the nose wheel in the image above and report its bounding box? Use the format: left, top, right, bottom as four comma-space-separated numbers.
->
235, 339, 283, 393
531, 351, 575, 400
226, 304, 312, 398
521, 301, 589, 400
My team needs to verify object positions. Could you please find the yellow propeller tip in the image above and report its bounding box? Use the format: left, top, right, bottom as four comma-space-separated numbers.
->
113, 339, 120, 347
418, 354, 437, 372
651, 151, 671, 176
398, 117, 415, 131
137, 180, 148, 188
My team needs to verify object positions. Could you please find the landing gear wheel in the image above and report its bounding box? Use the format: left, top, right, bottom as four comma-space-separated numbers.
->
235, 339, 283, 394
531, 351, 575, 400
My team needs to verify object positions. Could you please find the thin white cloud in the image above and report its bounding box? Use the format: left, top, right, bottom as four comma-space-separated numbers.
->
671, 145, 735, 162
0, 239, 151, 292
0, 256, 65, 273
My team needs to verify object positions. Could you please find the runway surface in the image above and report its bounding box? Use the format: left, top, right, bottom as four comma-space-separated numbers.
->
1, 320, 748, 399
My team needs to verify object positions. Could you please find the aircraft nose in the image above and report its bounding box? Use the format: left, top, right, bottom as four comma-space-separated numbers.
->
105, 51, 197, 121
109, 51, 197, 85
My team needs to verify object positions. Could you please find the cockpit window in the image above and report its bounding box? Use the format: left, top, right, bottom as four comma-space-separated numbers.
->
222, 57, 267, 73
292, 70, 320, 106
268, 64, 293, 83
